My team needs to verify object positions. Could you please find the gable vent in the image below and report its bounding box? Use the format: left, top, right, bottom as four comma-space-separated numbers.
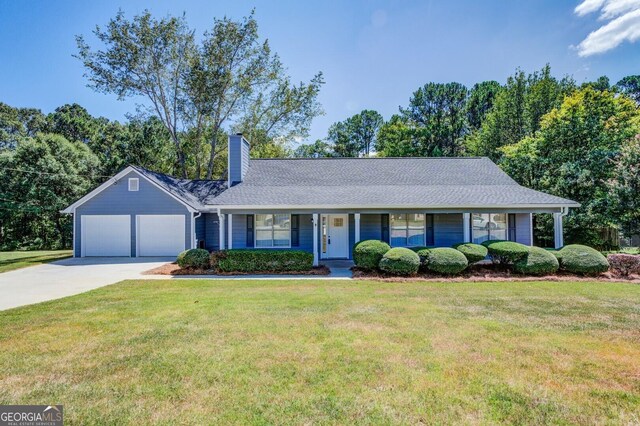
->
128, 178, 139, 192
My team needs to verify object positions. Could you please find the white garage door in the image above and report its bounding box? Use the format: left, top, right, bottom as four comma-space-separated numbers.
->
137, 215, 186, 257
82, 215, 131, 257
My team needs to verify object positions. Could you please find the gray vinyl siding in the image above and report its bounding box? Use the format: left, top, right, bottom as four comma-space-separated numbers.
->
232, 214, 247, 248
433, 213, 464, 247
195, 215, 205, 248
515, 213, 532, 245
74, 171, 191, 257
360, 214, 382, 241
203, 213, 220, 251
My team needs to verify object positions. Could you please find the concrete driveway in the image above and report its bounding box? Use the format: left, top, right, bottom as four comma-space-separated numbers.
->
0, 257, 172, 311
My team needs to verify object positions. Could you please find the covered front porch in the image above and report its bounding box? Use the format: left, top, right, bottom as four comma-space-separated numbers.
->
206, 208, 569, 267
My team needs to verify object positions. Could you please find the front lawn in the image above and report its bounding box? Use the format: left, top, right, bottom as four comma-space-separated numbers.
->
1, 279, 639, 424
0, 250, 72, 273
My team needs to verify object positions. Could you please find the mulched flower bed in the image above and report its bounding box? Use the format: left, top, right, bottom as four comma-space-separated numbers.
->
144, 263, 330, 276
352, 264, 640, 283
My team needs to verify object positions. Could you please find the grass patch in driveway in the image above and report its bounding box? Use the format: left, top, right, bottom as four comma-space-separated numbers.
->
0, 250, 72, 273
1, 279, 639, 424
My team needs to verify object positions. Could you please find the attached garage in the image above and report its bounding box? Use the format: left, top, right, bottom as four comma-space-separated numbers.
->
137, 215, 186, 256
65, 167, 200, 258
81, 215, 131, 257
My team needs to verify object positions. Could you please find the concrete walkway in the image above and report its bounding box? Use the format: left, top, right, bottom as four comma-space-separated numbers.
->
0, 257, 172, 311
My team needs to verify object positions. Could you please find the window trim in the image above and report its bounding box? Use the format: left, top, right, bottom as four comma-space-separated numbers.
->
254, 213, 292, 248
471, 213, 509, 244
390, 213, 427, 247
128, 178, 139, 192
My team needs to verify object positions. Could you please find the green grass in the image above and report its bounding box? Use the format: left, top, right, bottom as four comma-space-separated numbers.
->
0, 250, 72, 273
1, 279, 640, 424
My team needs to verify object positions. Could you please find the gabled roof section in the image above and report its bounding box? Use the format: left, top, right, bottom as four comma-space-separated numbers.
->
61, 165, 226, 213
211, 157, 580, 208
130, 166, 226, 210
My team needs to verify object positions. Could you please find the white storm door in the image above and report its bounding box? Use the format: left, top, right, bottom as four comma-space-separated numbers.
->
137, 215, 186, 257
82, 215, 131, 257
326, 214, 349, 259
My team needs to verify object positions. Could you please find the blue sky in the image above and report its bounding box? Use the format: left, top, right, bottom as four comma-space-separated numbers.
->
1, 0, 639, 145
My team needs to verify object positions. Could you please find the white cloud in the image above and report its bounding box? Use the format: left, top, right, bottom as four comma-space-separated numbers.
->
574, 0, 640, 55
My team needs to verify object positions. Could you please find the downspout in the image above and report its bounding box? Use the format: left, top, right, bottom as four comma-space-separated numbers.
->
192, 211, 202, 249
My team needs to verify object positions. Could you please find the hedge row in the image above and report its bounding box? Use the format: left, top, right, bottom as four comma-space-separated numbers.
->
211, 249, 313, 273
352, 239, 611, 277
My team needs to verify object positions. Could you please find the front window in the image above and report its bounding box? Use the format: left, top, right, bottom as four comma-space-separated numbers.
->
472, 213, 507, 244
390, 214, 425, 247
255, 214, 290, 247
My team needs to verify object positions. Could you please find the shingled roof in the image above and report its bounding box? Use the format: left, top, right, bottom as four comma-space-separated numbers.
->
208, 157, 579, 208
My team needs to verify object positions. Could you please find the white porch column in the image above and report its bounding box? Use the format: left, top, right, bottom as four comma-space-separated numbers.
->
218, 213, 225, 250
553, 212, 564, 249
312, 213, 319, 267
463, 213, 471, 243
354, 213, 361, 244
227, 214, 233, 249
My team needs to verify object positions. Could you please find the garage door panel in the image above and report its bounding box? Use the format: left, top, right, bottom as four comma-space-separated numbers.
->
137, 215, 186, 257
82, 215, 131, 257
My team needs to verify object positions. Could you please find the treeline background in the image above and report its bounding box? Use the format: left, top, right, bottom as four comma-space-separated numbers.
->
1, 11, 639, 251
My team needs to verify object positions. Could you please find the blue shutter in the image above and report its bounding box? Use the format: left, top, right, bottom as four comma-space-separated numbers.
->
381, 214, 390, 243
426, 214, 434, 246
246, 215, 254, 247
291, 214, 299, 247
508, 214, 516, 242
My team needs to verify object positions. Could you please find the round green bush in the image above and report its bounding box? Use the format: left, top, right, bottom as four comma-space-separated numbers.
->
485, 241, 529, 265
426, 248, 468, 275
378, 247, 420, 276
353, 240, 391, 270
557, 244, 609, 275
513, 246, 559, 275
177, 248, 210, 269
452, 243, 488, 264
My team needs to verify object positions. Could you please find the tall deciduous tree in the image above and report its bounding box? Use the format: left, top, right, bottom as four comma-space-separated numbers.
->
0, 103, 47, 150
326, 110, 383, 157
467, 65, 574, 161
0, 134, 100, 249
501, 87, 640, 247
616, 75, 640, 104
292, 139, 333, 158
77, 11, 196, 177
608, 136, 640, 239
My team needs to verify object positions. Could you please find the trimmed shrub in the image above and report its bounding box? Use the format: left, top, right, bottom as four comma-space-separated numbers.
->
409, 246, 430, 253
557, 244, 609, 275
513, 246, 559, 275
176, 248, 210, 269
426, 248, 468, 275
414, 248, 431, 272
378, 247, 420, 276
485, 240, 529, 265
452, 243, 488, 264
353, 240, 391, 270
211, 249, 313, 273
607, 254, 640, 276
481, 239, 507, 248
